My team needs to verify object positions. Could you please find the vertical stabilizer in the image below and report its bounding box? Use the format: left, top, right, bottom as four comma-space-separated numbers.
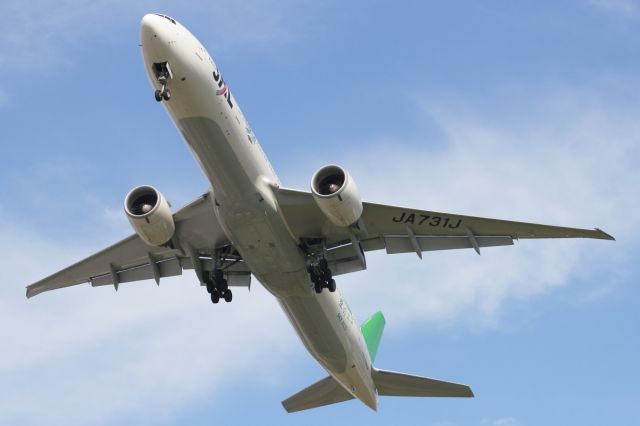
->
360, 311, 386, 362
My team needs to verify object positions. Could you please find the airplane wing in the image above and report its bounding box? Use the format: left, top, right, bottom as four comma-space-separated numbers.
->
276, 187, 614, 275
26, 193, 251, 298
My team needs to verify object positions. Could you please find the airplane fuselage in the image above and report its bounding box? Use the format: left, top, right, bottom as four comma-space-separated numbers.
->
140, 14, 377, 409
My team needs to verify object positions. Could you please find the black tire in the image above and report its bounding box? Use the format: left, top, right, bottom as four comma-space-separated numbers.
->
211, 290, 220, 304
314, 281, 323, 294
319, 258, 328, 271
218, 279, 228, 293
162, 89, 171, 101
328, 279, 336, 292
154, 90, 162, 102
205, 279, 214, 294
223, 289, 233, 303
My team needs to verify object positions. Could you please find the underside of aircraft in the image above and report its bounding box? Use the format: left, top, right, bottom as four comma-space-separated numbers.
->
26, 13, 614, 412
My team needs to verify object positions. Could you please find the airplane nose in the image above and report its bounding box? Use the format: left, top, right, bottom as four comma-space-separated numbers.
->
140, 13, 181, 63
140, 13, 178, 44
140, 14, 162, 42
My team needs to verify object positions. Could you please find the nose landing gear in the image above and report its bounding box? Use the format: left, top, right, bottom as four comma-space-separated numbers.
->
154, 88, 170, 102
152, 61, 173, 102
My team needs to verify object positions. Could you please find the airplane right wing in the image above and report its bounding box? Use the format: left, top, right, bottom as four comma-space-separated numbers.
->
276, 187, 614, 276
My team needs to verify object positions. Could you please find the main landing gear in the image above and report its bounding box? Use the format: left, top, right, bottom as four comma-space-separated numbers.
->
205, 269, 233, 304
308, 258, 336, 294
152, 62, 172, 102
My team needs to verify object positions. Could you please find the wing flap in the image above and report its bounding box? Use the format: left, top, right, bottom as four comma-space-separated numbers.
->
88, 256, 183, 287
76, 256, 252, 290
384, 235, 514, 254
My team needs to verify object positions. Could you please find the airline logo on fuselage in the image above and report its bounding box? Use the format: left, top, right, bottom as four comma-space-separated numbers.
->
212, 69, 233, 109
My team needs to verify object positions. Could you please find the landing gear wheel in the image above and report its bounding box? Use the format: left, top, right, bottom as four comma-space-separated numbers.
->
206, 280, 214, 294
211, 290, 220, 304
319, 258, 328, 271
162, 89, 171, 101
314, 280, 323, 294
223, 289, 233, 302
154, 89, 162, 102
216, 279, 228, 295
328, 279, 336, 293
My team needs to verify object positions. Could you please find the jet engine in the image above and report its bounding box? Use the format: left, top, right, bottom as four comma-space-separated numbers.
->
311, 165, 363, 227
124, 185, 175, 246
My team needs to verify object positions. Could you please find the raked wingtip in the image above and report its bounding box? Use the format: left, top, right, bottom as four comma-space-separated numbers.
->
595, 228, 615, 241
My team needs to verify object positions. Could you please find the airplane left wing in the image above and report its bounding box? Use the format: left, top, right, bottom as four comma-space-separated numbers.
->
276, 187, 614, 275
26, 193, 250, 298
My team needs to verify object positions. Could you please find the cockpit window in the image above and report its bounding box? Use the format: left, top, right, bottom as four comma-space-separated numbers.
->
154, 14, 176, 24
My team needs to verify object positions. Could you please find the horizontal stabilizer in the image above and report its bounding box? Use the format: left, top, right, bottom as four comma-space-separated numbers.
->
282, 375, 354, 413
373, 368, 474, 397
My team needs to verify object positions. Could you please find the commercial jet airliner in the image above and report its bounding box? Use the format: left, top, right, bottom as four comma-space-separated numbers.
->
27, 14, 614, 412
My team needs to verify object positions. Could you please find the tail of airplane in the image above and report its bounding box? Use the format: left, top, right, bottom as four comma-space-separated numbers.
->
282, 311, 474, 413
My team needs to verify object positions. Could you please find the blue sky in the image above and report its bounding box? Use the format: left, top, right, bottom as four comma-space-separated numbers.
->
1, 1, 639, 425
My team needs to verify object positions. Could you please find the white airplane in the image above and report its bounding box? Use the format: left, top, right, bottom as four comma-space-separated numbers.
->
27, 14, 614, 413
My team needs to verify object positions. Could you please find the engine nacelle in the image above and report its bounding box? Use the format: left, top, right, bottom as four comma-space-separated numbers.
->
124, 185, 175, 246
311, 165, 363, 227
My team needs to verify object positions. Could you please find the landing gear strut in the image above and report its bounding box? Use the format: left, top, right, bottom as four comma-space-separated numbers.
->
308, 257, 336, 294
205, 268, 233, 304
152, 62, 172, 102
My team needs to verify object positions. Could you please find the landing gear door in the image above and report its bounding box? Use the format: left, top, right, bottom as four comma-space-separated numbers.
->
152, 61, 173, 81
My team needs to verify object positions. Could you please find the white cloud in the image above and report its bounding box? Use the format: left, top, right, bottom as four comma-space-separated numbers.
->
303, 85, 638, 330
482, 418, 521, 426
2, 75, 638, 424
0, 219, 298, 425
0, 0, 128, 67
0, 0, 315, 69
588, 0, 640, 17
193, 0, 318, 49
